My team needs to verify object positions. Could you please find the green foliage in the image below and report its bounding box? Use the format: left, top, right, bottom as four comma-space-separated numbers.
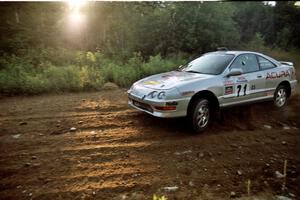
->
0, 49, 186, 95
2, 2, 299, 56
79, 66, 105, 90
100, 53, 185, 88
43, 65, 81, 92
239, 33, 268, 52
276, 27, 291, 50
232, 2, 275, 43
141, 54, 175, 76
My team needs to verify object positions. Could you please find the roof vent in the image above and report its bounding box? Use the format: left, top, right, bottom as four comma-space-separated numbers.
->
217, 47, 228, 51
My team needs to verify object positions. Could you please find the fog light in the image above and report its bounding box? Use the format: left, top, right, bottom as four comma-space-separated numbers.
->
154, 106, 176, 111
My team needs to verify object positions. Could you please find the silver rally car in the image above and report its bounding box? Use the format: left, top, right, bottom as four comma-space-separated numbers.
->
127, 50, 298, 132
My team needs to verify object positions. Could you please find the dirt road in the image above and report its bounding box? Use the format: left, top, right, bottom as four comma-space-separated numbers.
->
0, 89, 299, 199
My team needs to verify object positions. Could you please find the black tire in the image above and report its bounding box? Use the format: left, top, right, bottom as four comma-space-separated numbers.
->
188, 98, 211, 133
273, 85, 288, 108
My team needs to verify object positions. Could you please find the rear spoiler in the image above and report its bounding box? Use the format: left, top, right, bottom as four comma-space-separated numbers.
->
279, 61, 293, 66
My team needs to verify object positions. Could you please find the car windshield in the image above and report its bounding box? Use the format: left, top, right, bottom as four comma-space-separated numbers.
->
180, 54, 235, 75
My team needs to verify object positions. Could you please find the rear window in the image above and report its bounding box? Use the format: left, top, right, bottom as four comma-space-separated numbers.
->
257, 56, 276, 70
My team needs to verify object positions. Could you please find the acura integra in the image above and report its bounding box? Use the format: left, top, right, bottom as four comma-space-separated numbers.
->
127, 49, 297, 132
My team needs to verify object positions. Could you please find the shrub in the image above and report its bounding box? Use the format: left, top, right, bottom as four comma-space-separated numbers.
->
43, 65, 82, 92
141, 54, 184, 76
101, 63, 140, 87
80, 66, 104, 90
0, 49, 187, 95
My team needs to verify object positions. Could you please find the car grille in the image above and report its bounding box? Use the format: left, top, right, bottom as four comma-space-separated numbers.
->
131, 98, 153, 113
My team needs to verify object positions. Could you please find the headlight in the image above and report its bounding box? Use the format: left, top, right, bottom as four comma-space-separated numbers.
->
129, 84, 136, 92
147, 91, 166, 99
128, 86, 132, 92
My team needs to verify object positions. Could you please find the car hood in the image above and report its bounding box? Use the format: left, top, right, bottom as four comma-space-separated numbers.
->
136, 71, 212, 90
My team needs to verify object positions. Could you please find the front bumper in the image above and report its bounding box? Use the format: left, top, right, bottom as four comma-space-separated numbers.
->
127, 92, 190, 118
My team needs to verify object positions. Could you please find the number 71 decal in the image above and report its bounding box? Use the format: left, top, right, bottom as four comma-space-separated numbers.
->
237, 84, 247, 97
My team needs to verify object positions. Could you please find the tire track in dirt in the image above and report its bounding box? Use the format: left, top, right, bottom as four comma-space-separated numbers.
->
0, 89, 300, 199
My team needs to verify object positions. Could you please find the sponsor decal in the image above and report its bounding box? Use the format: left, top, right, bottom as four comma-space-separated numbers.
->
181, 91, 195, 96
266, 70, 290, 79
224, 86, 233, 95
236, 76, 248, 83
224, 80, 234, 86
143, 81, 160, 85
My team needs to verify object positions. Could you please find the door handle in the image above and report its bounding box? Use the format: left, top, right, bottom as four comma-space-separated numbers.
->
257, 75, 262, 78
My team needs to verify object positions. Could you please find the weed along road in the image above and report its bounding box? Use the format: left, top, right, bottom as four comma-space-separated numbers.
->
0, 88, 299, 199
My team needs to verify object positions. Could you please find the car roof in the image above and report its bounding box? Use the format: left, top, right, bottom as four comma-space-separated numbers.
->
208, 50, 260, 56
205, 50, 280, 66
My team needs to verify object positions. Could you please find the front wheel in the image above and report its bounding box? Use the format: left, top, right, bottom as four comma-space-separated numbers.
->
274, 85, 288, 108
188, 99, 210, 133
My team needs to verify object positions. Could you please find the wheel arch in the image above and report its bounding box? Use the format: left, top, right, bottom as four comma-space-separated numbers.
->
277, 80, 291, 97
187, 90, 220, 115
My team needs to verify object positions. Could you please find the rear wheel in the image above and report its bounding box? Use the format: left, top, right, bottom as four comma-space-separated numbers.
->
274, 85, 288, 108
188, 99, 210, 133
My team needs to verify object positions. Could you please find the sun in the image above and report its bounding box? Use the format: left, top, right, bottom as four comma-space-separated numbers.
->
67, 0, 87, 10
69, 11, 85, 25
66, 0, 86, 26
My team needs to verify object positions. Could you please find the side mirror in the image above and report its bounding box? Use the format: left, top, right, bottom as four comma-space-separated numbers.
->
226, 69, 242, 77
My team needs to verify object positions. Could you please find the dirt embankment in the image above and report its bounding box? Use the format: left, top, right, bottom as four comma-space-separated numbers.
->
0, 89, 299, 200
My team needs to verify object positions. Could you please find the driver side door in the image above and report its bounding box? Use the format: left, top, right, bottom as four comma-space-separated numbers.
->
222, 53, 265, 105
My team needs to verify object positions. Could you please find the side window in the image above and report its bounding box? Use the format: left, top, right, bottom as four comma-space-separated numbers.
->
257, 56, 276, 70
230, 54, 259, 73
